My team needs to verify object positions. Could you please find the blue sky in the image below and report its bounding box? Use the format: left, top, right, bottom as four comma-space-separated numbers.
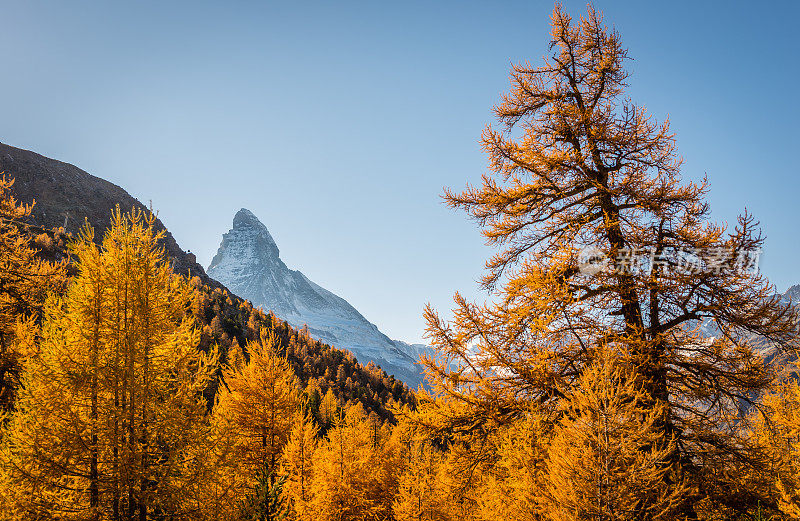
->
1, 1, 798, 344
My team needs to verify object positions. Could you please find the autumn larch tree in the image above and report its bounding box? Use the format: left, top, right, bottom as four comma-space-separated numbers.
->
468, 405, 551, 521
318, 387, 339, 431
752, 377, 800, 519
308, 403, 400, 521
281, 411, 319, 521
0, 208, 219, 520
415, 4, 797, 517
392, 440, 450, 521
212, 328, 300, 517
542, 350, 686, 520
0, 175, 66, 412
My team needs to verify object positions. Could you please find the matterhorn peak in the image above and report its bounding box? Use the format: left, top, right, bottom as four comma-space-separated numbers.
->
207, 208, 428, 388
233, 208, 264, 230
219, 208, 280, 261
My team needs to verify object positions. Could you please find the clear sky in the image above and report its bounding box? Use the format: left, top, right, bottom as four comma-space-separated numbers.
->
1, 1, 798, 344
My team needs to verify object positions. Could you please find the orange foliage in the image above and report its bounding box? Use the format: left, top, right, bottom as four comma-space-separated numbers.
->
416, 3, 796, 517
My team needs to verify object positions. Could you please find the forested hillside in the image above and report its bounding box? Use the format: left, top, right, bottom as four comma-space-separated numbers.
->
0, 180, 418, 518
189, 279, 415, 422
0, 177, 414, 425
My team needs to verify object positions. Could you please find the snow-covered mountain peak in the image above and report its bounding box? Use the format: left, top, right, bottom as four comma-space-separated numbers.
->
233, 207, 266, 231
208, 208, 282, 278
207, 209, 429, 388
230, 208, 279, 258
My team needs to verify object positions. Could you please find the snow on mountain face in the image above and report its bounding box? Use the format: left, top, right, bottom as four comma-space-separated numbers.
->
208, 209, 427, 388
780, 284, 800, 306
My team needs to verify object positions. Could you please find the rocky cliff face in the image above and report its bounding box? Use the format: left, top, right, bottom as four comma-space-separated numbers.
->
0, 142, 211, 283
208, 209, 427, 388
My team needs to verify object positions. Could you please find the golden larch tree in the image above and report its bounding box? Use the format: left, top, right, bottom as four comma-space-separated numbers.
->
228, 336, 245, 371
308, 402, 399, 521
392, 441, 450, 521
0, 175, 66, 412
542, 352, 685, 520
213, 328, 300, 504
0, 208, 219, 520
752, 377, 800, 519
318, 387, 339, 429
471, 410, 551, 521
416, 4, 796, 516
281, 411, 319, 521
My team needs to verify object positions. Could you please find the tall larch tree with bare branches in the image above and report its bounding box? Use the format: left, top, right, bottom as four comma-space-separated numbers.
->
412, 4, 798, 517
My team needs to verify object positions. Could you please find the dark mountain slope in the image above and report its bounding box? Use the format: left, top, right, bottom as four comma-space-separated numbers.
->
0, 142, 209, 283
